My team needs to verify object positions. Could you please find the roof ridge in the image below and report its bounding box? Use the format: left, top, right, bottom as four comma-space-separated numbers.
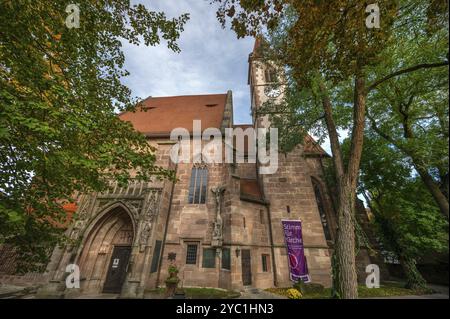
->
143, 93, 228, 99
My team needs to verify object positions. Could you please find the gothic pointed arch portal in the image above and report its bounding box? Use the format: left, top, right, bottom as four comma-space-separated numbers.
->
77, 206, 135, 294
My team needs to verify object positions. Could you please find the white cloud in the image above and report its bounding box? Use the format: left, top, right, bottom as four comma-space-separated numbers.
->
122, 0, 254, 123
121, 1, 338, 154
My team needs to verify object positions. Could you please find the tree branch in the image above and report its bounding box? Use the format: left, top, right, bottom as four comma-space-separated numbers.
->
367, 61, 449, 92
318, 81, 345, 180
347, 74, 367, 189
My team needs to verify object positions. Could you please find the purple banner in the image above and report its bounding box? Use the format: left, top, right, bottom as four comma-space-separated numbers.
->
282, 219, 310, 283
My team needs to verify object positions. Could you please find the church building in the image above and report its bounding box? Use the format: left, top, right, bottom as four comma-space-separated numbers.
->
1, 39, 349, 298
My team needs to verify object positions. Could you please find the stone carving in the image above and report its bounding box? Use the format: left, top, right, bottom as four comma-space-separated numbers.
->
213, 221, 222, 240
142, 189, 161, 222
67, 182, 161, 255
96, 199, 111, 213
211, 186, 225, 247
69, 195, 95, 241
137, 189, 161, 251
139, 222, 152, 252
122, 200, 140, 221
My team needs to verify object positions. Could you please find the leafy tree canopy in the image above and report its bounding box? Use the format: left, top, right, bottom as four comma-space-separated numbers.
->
347, 134, 448, 264
0, 1, 188, 272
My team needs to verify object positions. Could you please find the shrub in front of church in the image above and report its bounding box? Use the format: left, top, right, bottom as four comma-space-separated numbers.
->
287, 288, 302, 299
165, 264, 180, 297
294, 281, 325, 295
168, 265, 179, 278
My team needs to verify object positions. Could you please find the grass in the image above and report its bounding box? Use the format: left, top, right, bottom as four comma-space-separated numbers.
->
265, 282, 434, 299
145, 287, 241, 299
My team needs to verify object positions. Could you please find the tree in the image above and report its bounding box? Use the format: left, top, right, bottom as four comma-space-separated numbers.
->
213, 0, 448, 298
350, 134, 448, 290
0, 1, 188, 272
364, 27, 449, 219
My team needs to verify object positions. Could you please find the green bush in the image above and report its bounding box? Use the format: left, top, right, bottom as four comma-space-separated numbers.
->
293, 281, 325, 294
168, 265, 179, 275
165, 277, 180, 285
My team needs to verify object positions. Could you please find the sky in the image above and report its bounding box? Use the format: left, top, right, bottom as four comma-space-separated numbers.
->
122, 0, 254, 124
121, 1, 342, 155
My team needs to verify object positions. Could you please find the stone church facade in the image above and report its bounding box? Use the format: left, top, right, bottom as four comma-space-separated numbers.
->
1, 40, 376, 298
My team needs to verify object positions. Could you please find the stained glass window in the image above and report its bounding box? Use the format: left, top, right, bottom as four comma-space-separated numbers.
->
188, 165, 208, 204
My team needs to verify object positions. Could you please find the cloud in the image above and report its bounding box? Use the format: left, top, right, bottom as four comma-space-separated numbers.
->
122, 0, 254, 124
122, 1, 333, 153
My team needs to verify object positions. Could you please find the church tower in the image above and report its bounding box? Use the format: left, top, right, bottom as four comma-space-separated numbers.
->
248, 37, 335, 287
248, 37, 285, 130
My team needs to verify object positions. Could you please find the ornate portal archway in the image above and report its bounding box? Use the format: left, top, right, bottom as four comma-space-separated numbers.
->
77, 206, 135, 294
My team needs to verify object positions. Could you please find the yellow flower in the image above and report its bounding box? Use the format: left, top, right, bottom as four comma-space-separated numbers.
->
287, 288, 302, 299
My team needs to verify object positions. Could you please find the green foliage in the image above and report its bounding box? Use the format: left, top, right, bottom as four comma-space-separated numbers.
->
365, 1, 448, 185
165, 277, 180, 285
348, 134, 448, 288
293, 281, 325, 295
0, 1, 188, 272
214, 0, 448, 296
266, 282, 432, 299
168, 264, 179, 275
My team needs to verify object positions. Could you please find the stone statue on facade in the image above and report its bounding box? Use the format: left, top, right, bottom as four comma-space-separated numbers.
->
211, 186, 225, 247
139, 222, 152, 252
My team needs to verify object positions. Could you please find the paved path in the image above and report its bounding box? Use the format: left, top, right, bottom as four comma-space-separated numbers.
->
238, 287, 287, 299
2, 283, 448, 299
369, 284, 448, 299
0, 284, 41, 299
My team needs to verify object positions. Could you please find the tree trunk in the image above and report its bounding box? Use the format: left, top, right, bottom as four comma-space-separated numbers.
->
333, 180, 359, 299
399, 255, 426, 290
319, 77, 363, 299
332, 74, 367, 299
414, 164, 449, 220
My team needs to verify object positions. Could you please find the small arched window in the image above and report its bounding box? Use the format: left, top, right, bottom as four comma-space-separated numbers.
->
188, 164, 208, 204
264, 67, 277, 83
311, 178, 332, 241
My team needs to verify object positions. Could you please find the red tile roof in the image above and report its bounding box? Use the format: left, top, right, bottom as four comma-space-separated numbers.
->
119, 94, 228, 134
303, 134, 329, 156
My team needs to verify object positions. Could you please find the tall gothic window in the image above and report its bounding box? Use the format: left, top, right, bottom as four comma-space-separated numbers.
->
188, 164, 208, 204
312, 178, 332, 241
